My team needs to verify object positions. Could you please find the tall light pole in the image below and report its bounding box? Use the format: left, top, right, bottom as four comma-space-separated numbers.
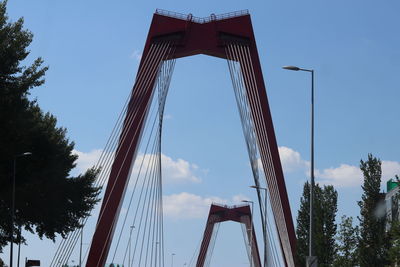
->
10, 152, 32, 267
171, 253, 176, 267
242, 200, 254, 267
283, 65, 316, 266
250, 185, 268, 267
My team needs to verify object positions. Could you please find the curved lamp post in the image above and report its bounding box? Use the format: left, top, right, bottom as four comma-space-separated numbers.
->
283, 65, 316, 266
171, 253, 176, 267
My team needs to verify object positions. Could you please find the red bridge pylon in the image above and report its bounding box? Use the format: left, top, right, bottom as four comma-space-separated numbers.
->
86, 9, 296, 267
196, 204, 262, 267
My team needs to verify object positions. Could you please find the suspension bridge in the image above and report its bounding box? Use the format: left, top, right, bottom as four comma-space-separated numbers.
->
49, 9, 296, 267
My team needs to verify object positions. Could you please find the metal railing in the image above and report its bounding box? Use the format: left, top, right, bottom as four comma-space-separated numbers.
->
155, 9, 249, 23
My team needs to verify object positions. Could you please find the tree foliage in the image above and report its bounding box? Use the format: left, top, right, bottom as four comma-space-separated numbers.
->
295, 181, 338, 267
358, 154, 388, 267
333, 215, 359, 267
318, 185, 338, 265
387, 219, 400, 266
0, 0, 100, 251
296, 182, 311, 267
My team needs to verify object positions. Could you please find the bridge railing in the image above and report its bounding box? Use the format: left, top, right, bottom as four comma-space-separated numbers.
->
155, 9, 249, 23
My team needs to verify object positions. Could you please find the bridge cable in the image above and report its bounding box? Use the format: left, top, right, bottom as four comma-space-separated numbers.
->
50, 42, 174, 266
49, 42, 163, 266
226, 42, 285, 267
51, 42, 166, 267
111, 53, 175, 267
240, 43, 290, 266
89, 42, 173, 267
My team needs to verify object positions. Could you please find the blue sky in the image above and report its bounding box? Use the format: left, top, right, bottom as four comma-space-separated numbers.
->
3, 0, 400, 266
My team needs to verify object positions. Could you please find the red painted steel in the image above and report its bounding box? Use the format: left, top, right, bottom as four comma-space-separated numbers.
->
196, 204, 262, 267
86, 10, 296, 267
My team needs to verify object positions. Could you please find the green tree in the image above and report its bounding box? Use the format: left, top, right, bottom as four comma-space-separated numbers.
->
319, 185, 338, 265
296, 182, 338, 267
358, 154, 388, 267
333, 215, 359, 267
296, 182, 311, 267
387, 219, 400, 266
0, 1, 100, 251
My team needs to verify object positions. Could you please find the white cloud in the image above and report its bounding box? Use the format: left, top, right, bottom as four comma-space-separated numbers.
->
131, 153, 201, 184
72, 149, 106, 174
73, 149, 201, 184
162, 154, 201, 183
275, 147, 400, 188
130, 49, 142, 61
316, 164, 363, 187
163, 193, 251, 219
315, 161, 400, 188
232, 194, 251, 203
163, 192, 227, 219
382, 161, 400, 180
278, 146, 309, 173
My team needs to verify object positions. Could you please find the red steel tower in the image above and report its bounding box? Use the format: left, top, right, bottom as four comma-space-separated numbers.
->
86, 10, 296, 267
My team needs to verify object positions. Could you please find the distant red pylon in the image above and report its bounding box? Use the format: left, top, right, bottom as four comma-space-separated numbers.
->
196, 204, 262, 267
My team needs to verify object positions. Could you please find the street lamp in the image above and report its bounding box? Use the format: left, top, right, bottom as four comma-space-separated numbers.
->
11, 152, 32, 267
250, 185, 268, 267
242, 200, 254, 267
283, 65, 316, 266
171, 253, 176, 267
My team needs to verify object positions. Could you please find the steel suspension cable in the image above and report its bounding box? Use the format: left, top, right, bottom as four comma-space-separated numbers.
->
187, 233, 203, 267
55, 42, 173, 267
204, 222, 220, 267
239, 44, 291, 266
240, 219, 252, 264
111, 55, 170, 266
93, 42, 171, 230
240, 44, 290, 256
234, 43, 282, 233
111, 56, 175, 262
73, 42, 168, 266
226, 44, 269, 264
226, 42, 286, 267
236, 43, 286, 266
196, 214, 220, 267
50, 42, 164, 267
91, 43, 174, 266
